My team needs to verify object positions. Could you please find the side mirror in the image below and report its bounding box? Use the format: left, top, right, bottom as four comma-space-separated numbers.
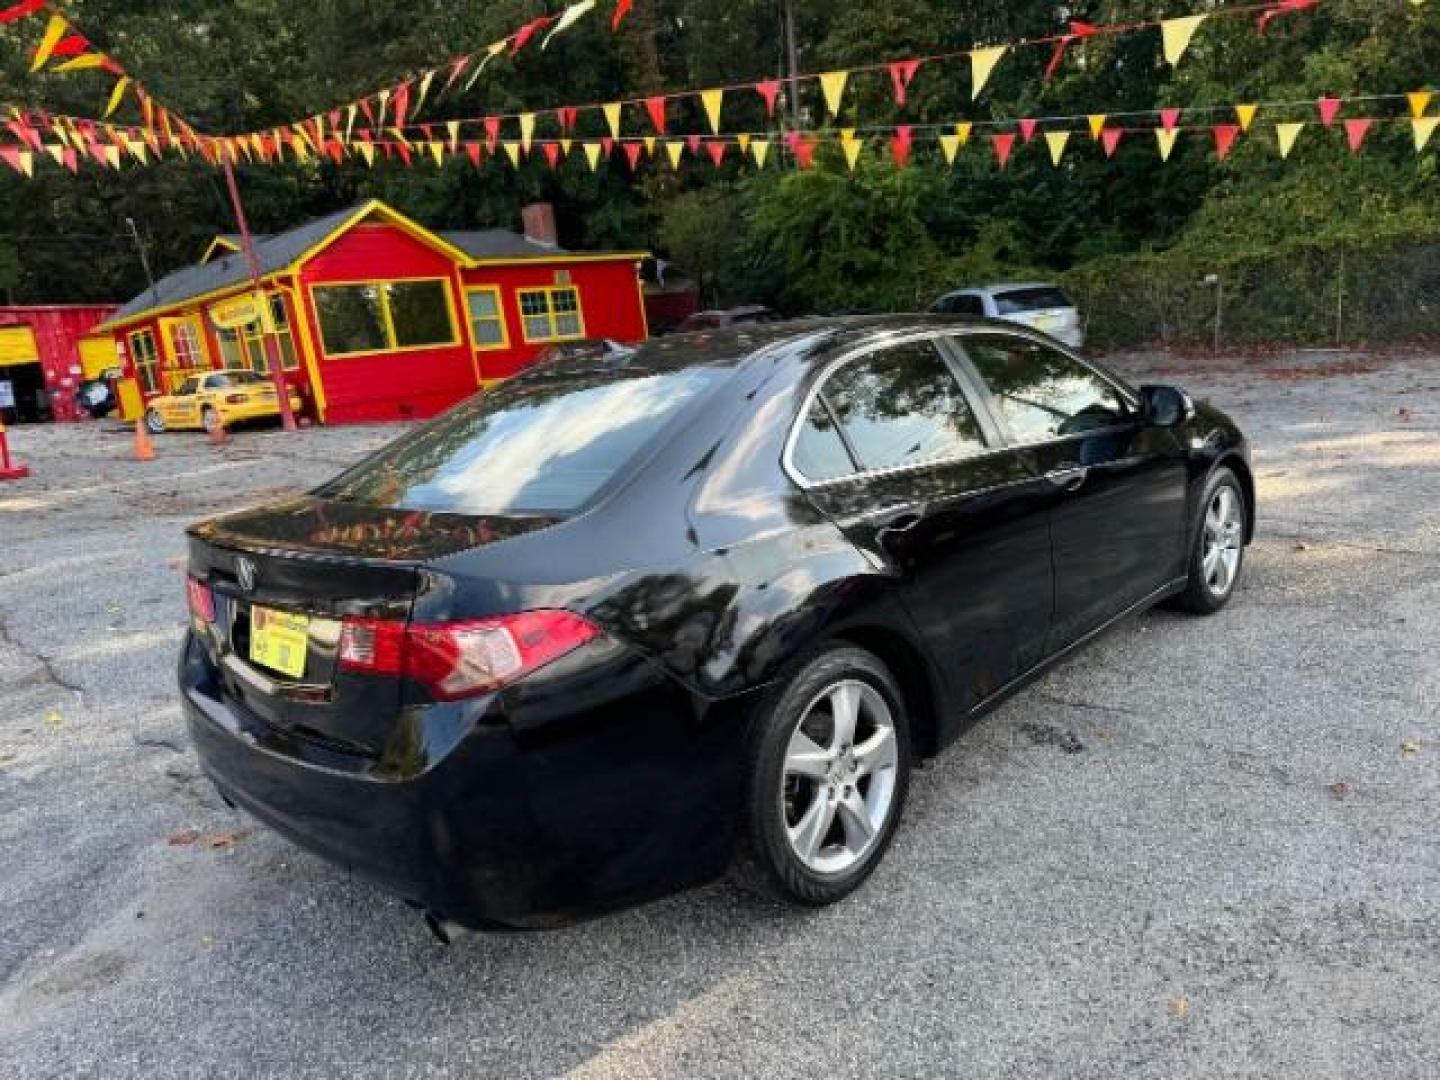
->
1139, 384, 1194, 428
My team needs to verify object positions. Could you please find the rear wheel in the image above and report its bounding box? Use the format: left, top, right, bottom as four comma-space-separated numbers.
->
734, 645, 910, 906
1175, 466, 1247, 614
144, 409, 164, 435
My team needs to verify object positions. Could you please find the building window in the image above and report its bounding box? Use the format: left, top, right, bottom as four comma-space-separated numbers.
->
313, 279, 457, 357
213, 295, 300, 374
465, 287, 507, 350
128, 329, 161, 394
267, 294, 299, 371
517, 286, 584, 343
166, 320, 205, 372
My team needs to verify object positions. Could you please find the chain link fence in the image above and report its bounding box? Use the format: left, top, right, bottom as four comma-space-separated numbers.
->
1065, 242, 1440, 351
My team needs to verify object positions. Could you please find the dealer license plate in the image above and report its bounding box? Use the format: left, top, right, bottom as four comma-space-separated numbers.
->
249, 605, 309, 678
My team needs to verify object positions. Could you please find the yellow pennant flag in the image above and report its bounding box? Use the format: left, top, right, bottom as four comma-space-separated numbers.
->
603, 102, 623, 139
970, 46, 1006, 100
543, 0, 597, 48
103, 145, 122, 170
1408, 91, 1433, 119
819, 71, 849, 118
644, 135, 657, 156
1275, 121, 1304, 158
44, 144, 63, 167
446, 120, 460, 151
665, 140, 685, 169
700, 89, 724, 134
560, 137, 573, 154
415, 70, 436, 116
344, 104, 358, 145
583, 142, 602, 171
519, 113, 536, 152
123, 136, 148, 164
1413, 117, 1439, 152
939, 134, 961, 164
954, 121, 972, 146
736, 132, 752, 154
751, 138, 770, 168
1087, 114, 1107, 139
1235, 104, 1258, 132
428, 141, 445, 166
16, 150, 34, 177
55, 53, 108, 73
1160, 14, 1206, 66
1155, 128, 1180, 162
388, 126, 410, 150
839, 130, 862, 170
1045, 130, 1071, 165
356, 142, 376, 166
502, 141, 522, 167
30, 15, 68, 72
250, 133, 264, 158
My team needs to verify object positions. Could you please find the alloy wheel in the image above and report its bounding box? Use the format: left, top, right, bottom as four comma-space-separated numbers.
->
780, 679, 899, 875
1202, 485, 1244, 597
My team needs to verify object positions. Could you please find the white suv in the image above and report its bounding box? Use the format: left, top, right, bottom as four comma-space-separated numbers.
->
930, 283, 1084, 349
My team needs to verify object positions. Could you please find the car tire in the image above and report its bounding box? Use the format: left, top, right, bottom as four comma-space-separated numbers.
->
201, 406, 221, 434
144, 409, 164, 435
1174, 466, 1247, 614
733, 645, 911, 907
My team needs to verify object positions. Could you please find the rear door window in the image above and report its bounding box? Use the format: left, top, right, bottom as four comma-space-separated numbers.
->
962, 335, 1128, 443
319, 368, 720, 515
993, 287, 1072, 314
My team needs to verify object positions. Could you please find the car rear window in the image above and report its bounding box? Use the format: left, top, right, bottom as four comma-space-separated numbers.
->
993, 287, 1072, 314
317, 368, 720, 516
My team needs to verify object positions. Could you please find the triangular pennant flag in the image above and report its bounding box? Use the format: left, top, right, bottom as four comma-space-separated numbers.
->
344, 104, 358, 146
582, 142, 602, 171
1160, 14, 1206, 66
601, 136, 615, 157
644, 134, 657, 155
970, 46, 1006, 100
686, 133, 702, 155
612, 0, 633, 30
519, 113, 536, 151
1413, 117, 1439, 152
428, 141, 446, 167
792, 137, 816, 169
0, 0, 44, 26
502, 141, 521, 167
735, 132, 751, 154
889, 126, 913, 168
543, 0, 596, 49
45, 143, 63, 167
0, 147, 25, 175
392, 82, 411, 130
1155, 127, 1180, 161
511, 14, 556, 56
1407, 91, 1432, 119
644, 97, 666, 133
603, 102, 623, 139
939, 134, 961, 164
623, 142, 643, 170
357, 141, 376, 165
1235, 103, 1258, 132
665, 140, 685, 169
751, 138, 770, 167
376, 87, 392, 127
1343, 117, 1372, 153
54, 53, 107, 73
1212, 124, 1239, 160
701, 89, 724, 134
991, 131, 1014, 167
463, 142, 481, 167
1018, 118, 1037, 143
560, 136, 573, 154
706, 140, 727, 167
888, 60, 922, 107
446, 120, 460, 151
104, 77, 130, 120
1275, 121, 1304, 158
1160, 108, 1181, 131
1044, 130, 1070, 166
818, 71, 849, 118
464, 41, 508, 93
1087, 114, 1107, 139
557, 106, 578, 132
841, 134, 863, 171
484, 116, 501, 147
541, 142, 561, 169
414, 69, 436, 117
1317, 96, 1341, 127
441, 56, 471, 98
29, 13, 67, 71
755, 80, 782, 117
954, 121, 972, 146
103, 144, 121, 170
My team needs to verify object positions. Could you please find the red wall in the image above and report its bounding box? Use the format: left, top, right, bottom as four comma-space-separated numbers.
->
0, 305, 117, 421
462, 259, 647, 381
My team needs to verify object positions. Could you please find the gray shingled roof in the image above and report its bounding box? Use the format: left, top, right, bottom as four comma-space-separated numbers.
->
441, 229, 567, 260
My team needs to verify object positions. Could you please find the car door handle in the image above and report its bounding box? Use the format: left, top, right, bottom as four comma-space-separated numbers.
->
872, 503, 927, 537
1044, 465, 1089, 492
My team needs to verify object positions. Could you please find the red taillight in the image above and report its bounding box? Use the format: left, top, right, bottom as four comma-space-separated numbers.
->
338, 610, 600, 701
225, 393, 248, 405
186, 577, 215, 623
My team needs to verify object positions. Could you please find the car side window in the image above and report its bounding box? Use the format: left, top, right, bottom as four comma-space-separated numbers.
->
792, 397, 857, 482
952, 294, 985, 317
962, 335, 1128, 443
800, 340, 987, 479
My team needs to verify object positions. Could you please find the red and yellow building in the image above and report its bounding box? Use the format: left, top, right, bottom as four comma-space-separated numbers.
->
99, 200, 649, 425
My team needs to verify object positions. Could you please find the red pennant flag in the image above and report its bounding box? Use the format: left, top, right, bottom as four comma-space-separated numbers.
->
1343, 117, 1371, 153
511, 15, 554, 55
991, 131, 1015, 167
557, 106, 578, 132
1212, 124, 1239, 160
888, 60, 922, 106
418, 123, 435, 142
0, 146, 25, 173
601, 136, 615, 157
542, 142, 561, 169
1317, 96, 1341, 127
0, 0, 45, 24
706, 140, 726, 167
442, 56, 471, 96
326, 139, 345, 164
1018, 118, 1037, 143
1259, 0, 1318, 34
328, 109, 342, 128
1100, 128, 1123, 157
394, 141, 412, 166
483, 116, 500, 147
464, 142, 482, 166
61, 147, 78, 173
623, 141, 643, 170
793, 138, 815, 169
755, 80, 782, 117
1160, 108, 1181, 131
890, 125, 913, 167
645, 96, 667, 133
612, 0, 633, 30
685, 133, 702, 154
393, 82, 411, 130
359, 99, 376, 127
1043, 20, 1101, 82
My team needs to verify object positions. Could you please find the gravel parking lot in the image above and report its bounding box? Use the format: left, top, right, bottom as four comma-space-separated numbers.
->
1, 349, 1437, 1079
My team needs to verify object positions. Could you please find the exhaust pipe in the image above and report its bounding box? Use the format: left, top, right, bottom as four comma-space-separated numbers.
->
423, 910, 471, 945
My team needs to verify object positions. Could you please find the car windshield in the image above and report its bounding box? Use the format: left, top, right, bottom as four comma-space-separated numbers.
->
317, 367, 721, 516
993, 287, 1072, 314
177, 377, 201, 395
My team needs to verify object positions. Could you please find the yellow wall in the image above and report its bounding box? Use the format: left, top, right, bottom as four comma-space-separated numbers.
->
0, 326, 39, 367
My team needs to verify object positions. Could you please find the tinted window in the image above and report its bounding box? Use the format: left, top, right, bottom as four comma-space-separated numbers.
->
993, 287, 1072, 314
319, 368, 719, 515
792, 397, 857, 481
937, 293, 984, 317
817, 341, 986, 473
964, 336, 1127, 443
177, 377, 201, 395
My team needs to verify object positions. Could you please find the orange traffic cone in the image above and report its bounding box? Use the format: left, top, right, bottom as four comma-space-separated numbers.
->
0, 420, 29, 480
134, 415, 156, 462
208, 415, 228, 446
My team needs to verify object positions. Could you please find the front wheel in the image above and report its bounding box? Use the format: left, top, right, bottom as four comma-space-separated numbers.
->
201, 406, 221, 434
143, 409, 164, 435
1174, 466, 1247, 614
734, 645, 910, 906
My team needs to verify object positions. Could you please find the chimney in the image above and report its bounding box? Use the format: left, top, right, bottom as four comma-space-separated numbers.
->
521, 202, 558, 248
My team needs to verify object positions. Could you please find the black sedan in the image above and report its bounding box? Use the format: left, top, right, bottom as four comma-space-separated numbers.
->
179, 316, 1253, 934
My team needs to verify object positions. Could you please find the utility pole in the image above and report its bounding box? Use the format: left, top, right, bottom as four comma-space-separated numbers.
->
221, 158, 297, 432
781, 0, 801, 124
124, 217, 158, 308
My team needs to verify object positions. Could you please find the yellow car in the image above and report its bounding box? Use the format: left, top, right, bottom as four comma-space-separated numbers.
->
143, 370, 302, 434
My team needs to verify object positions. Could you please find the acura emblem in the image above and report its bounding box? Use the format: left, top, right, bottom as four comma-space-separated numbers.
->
235, 556, 258, 593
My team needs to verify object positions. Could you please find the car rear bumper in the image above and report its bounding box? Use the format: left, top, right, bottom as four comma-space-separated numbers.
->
180, 632, 753, 929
